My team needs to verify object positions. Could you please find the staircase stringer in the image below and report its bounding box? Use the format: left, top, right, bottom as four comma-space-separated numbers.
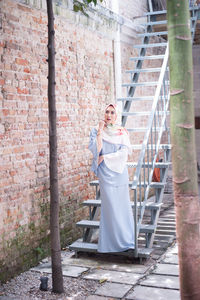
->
122, 23, 153, 127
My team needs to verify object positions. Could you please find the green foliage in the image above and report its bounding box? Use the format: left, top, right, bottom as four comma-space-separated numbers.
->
34, 246, 45, 257
73, 0, 103, 16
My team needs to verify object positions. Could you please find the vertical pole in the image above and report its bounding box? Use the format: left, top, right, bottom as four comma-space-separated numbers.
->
46, 0, 64, 294
111, 0, 122, 107
148, 0, 153, 12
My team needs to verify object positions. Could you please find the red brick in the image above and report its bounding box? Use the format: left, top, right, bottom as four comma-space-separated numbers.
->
15, 58, 29, 66
59, 116, 69, 122
17, 88, 29, 94
13, 146, 25, 153
32, 16, 45, 25
24, 67, 30, 73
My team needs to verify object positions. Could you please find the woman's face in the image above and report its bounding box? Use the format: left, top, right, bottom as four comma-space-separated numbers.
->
105, 105, 117, 125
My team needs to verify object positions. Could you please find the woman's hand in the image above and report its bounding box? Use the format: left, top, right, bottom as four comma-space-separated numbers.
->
98, 120, 105, 131
98, 155, 104, 165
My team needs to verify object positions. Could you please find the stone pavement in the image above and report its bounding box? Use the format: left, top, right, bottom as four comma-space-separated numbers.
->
32, 242, 180, 299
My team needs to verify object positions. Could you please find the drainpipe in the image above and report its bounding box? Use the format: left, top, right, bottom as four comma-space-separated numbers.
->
111, 0, 122, 101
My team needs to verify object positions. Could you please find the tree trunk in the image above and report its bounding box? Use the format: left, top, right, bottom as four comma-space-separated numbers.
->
46, 0, 64, 294
167, 1, 200, 299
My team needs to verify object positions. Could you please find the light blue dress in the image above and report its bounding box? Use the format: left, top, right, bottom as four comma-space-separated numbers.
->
89, 128, 135, 253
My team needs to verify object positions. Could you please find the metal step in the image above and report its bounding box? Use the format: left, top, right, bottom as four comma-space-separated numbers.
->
118, 96, 155, 102
138, 31, 168, 37
145, 10, 167, 16
130, 55, 165, 61
127, 127, 164, 132
145, 6, 198, 16
131, 144, 171, 150
90, 180, 165, 189
126, 67, 164, 73
142, 17, 196, 27
82, 199, 162, 211
122, 81, 159, 87
121, 111, 169, 116
134, 42, 167, 48
77, 220, 99, 229
142, 20, 167, 26
69, 240, 153, 258
140, 224, 155, 233
127, 162, 170, 168
76, 219, 155, 234
139, 28, 194, 38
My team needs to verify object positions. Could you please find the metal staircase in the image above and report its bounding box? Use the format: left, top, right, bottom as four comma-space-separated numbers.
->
69, 2, 199, 260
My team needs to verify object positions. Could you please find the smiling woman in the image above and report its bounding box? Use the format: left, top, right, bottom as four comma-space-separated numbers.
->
88, 103, 135, 253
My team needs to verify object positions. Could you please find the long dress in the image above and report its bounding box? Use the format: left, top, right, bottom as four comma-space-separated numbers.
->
89, 128, 135, 253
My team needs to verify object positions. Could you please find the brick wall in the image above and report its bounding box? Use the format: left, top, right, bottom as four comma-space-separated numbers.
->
0, 0, 160, 281
0, 0, 117, 281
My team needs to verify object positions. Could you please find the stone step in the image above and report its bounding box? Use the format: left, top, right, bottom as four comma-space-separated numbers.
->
156, 229, 176, 235
157, 225, 176, 231
154, 234, 175, 241
157, 221, 176, 226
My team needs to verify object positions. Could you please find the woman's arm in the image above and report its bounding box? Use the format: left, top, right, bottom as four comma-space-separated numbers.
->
103, 145, 128, 173
96, 120, 105, 165
96, 120, 105, 153
88, 128, 99, 175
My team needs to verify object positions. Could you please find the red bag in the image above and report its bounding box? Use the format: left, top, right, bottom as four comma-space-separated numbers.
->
152, 158, 162, 182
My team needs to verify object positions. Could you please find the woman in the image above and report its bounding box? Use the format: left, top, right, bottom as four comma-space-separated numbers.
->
88, 103, 135, 253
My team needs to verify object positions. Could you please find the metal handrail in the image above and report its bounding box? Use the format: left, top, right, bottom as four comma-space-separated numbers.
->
132, 44, 170, 256
132, 4, 198, 256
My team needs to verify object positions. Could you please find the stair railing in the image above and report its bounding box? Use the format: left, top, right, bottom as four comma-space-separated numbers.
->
132, 43, 170, 257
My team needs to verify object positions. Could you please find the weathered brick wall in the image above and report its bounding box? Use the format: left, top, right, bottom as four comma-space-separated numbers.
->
0, 0, 116, 281
0, 0, 160, 281
119, 0, 147, 20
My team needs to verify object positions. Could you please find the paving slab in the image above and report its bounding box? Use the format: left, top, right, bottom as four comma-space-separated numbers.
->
0, 297, 20, 300
125, 285, 180, 300
86, 296, 114, 300
166, 244, 178, 254
153, 263, 179, 276
62, 256, 149, 274
161, 254, 178, 264
31, 262, 88, 278
94, 282, 132, 298
141, 274, 180, 289
83, 268, 142, 285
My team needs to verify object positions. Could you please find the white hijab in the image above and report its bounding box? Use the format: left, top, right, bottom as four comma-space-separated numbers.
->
102, 104, 132, 154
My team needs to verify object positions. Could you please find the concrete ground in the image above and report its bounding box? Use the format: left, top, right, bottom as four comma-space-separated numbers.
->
31, 242, 179, 300
30, 191, 180, 300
